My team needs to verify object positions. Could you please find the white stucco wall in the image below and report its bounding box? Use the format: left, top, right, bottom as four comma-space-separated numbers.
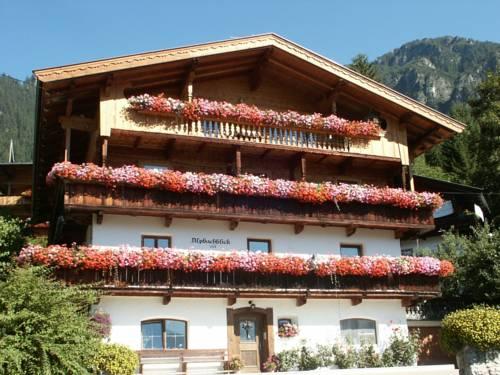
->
91, 214, 401, 256
98, 296, 408, 353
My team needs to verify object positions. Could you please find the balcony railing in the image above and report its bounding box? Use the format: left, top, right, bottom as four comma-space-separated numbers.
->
140, 115, 354, 154
61, 181, 435, 230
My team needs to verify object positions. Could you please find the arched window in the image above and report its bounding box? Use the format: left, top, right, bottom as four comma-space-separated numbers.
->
141, 319, 187, 350
340, 318, 377, 345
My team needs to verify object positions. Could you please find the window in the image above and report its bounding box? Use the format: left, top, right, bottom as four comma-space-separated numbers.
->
278, 318, 293, 329
142, 319, 187, 350
144, 164, 169, 171
340, 319, 377, 345
340, 244, 362, 257
247, 239, 271, 253
401, 248, 414, 256
142, 235, 172, 248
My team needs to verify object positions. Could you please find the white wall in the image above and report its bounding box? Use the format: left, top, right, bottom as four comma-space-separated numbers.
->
91, 214, 401, 256
98, 296, 408, 353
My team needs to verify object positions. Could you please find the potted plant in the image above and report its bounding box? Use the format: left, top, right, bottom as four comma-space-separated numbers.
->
224, 357, 243, 373
262, 355, 279, 372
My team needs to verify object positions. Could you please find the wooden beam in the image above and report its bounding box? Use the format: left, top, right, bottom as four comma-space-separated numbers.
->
164, 216, 173, 227
163, 294, 172, 305
259, 149, 272, 159
196, 142, 207, 153
133, 136, 142, 149
345, 225, 357, 237
395, 229, 407, 239
350, 297, 362, 306
227, 296, 237, 306
296, 295, 307, 307
249, 48, 272, 91
59, 116, 98, 132
317, 155, 329, 163
96, 211, 103, 225
229, 220, 239, 231
165, 139, 176, 160
411, 126, 440, 148
294, 223, 304, 235
338, 157, 353, 175
401, 297, 414, 308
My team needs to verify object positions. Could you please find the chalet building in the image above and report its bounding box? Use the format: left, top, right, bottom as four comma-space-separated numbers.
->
31, 34, 464, 373
0, 162, 33, 218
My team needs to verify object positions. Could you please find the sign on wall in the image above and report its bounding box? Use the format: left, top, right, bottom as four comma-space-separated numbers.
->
192, 237, 231, 249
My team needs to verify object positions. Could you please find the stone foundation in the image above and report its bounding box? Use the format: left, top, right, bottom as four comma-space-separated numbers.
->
457, 346, 500, 375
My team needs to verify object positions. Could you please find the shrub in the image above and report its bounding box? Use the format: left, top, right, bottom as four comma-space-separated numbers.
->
0, 216, 26, 276
91, 343, 139, 375
276, 348, 299, 372
262, 355, 278, 372
382, 330, 421, 367
441, 306, 500, 353
0, 267, 101, 374
358, 344, 383, 368
297, 345, 321, 371
332, 343, 357, 369
316, 344, 335, 367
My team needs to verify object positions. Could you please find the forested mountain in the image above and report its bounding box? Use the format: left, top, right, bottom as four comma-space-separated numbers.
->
0, 75, 36, 162
375, 36, 500, 113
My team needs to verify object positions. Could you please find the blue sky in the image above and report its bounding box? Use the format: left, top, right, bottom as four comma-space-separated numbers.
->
1, 0, 499, 80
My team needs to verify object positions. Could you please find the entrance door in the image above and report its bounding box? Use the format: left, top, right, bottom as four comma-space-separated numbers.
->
236, 314, 265, 372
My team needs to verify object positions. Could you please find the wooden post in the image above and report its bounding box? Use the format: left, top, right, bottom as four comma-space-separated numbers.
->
101, 137, 109, 167
300, 154, 307, 181
187, 83, 193, 102
64, 98, 73, 162
409, 165, 415, 192
401, 165, 408, 191
64, 128, 71, 162
235, 147, 242, 176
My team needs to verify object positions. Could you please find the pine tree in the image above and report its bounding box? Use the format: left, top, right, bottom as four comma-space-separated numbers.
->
349, 54, 379, 80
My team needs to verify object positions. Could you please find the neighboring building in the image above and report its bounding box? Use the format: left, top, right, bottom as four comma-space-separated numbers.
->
401, 175, 489, 254
0, 162, 32, 218
31, 34, 464, 373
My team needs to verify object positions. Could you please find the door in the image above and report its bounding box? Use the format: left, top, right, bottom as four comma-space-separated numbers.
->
236, 314, 265, 372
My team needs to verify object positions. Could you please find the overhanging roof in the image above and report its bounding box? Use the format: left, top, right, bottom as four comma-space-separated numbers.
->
33, 33, 465, 154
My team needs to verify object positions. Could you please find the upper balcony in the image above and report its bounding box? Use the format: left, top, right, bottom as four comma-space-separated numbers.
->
99, 94, 410, 164
49, 163, 439, 235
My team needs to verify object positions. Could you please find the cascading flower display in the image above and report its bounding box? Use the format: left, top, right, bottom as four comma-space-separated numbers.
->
127, 94, 381, 139
278, 322, 299, 338
18, 245, 454, 278
47, 162, 443, 210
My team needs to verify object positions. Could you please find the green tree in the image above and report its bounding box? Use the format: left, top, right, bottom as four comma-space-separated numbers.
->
419, 224, 500, 318
349, 54, 379, 80
0, 267, 101, 374
469, 72, 500, 224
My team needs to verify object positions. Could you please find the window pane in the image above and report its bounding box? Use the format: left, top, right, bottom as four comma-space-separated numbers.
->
142, 321, 163, 350
401, 248, 413, 256
278, 318, 292, 328
157, 238, 171, 248
239, 319, 256, 342
340, 245, 361, 257
143, 237, 155, 248
248, 240, 270, 253
340, 319, 376, 345
166, 320, 186, 349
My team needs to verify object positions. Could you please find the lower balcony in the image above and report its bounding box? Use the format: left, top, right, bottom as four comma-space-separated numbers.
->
61, 182, 435, 231
19, 245, 453, 304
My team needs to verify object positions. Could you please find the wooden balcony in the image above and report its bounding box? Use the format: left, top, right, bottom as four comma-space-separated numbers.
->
55, 268, 441, 302
61, 181, 434, 231
105, 106, 408, 163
